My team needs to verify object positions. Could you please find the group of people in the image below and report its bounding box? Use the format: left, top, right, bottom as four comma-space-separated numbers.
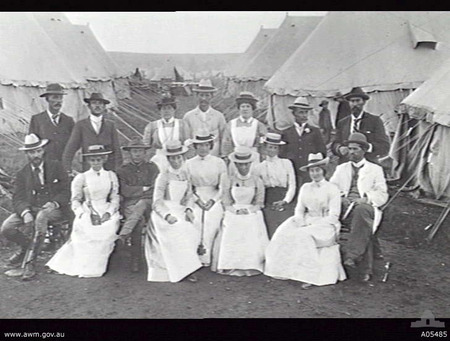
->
0, 79, 390, 289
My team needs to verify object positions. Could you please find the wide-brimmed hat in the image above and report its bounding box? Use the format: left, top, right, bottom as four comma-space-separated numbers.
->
319, 100, 329, 107
39, 83, 67, 97
19, 134, 49, 151
236, 91, 258, 106
121, 136, 151, 151
157, 96, 177, 110
299, 153, 330, 171
228, 146, 256, 164
288, 97, 313, 110
344, 87, 370, 101
261, 132, 286, 145
162, 140, 189, 156
344, 132, 371, 150
191, 130, 215, 144
83, 92, 111, 105
192, 79, 218, 93
82, 145, 112, 157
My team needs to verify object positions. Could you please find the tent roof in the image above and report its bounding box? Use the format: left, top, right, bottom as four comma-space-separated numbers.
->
265, 11, 450, 97
237, 15, 323, 81
225, 27, 277, 77
33, 12, 121, 81
402, 56, 450, 127
0, 12, 86, 87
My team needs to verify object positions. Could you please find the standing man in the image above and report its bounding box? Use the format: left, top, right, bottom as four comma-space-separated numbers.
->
1, 134, 70, 280
116, 137, 159, 273
62, 93, 123, 172
332, 87, 390, 164
333, 91, 351, 126
276, 97, 326, 190
318, 100, 333, 145
29, 83, 75, 161
330, 133, 388, 282
183, 79, 226, 158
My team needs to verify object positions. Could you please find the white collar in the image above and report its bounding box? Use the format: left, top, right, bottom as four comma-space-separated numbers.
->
294, 122, 307, 129
351, 158, 366, 168
90, 114, 103, 123
265, 155, 279, 162
196, 154, 210, 161
161, 117, 175, 124
351, 111, 364, 120
239, 116, 253, 123
47, 109, 60, 118
236, 170, 252, 181
312, 178, 327, 187
197, 106, 210, 114
32, 162, 44, 172
89, 167, 105, 174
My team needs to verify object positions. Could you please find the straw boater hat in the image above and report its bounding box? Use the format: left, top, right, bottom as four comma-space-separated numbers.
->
344, 132, 371, 150
344, 87, 370, 101
261, 132, 286, 145
192, 79, 218, 93
235, 91, 258, 106
191, 130, 215, 144
19, 134, 49, 151
299, 153, 330, 171
288, 97, 313, 110
157, 96, 177, 110
121, 136, 151, 151
83, 92, 111, 105
162, 140, 189, 156
228, 146, 256, 163
39, 83, 67, 97
82, 145, 112, 157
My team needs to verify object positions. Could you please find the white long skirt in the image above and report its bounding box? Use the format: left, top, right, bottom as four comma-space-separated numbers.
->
264, 216, 347, 286
145, 201, 202, 282
212, 208, 269, 276
46, 212, 120, 278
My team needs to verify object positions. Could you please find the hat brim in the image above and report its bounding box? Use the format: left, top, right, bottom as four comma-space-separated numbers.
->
289, 104, 313, 110
18, 139, 49, 151
40, 91, 67, 97
192, 87, 218, 93
191, 136, 215, 144
344, 94, 370, 101
262, 138, 286, 145
229, 152, 257, 164
163, 145, 189, 156
83, 98, 111, 105
121, 145, 151, 151
299, 157, 330, 172
82, 151, 113, 157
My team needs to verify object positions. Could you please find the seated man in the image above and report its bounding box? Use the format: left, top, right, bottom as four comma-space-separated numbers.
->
329, 132, 388, 282
116, 137, 159, 272
1, 134, 70, 280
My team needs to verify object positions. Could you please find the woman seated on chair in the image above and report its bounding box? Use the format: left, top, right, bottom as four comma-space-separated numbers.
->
47, 145, 121, 278
264, 153, 346, 288
144, 140, 202, 283
212, 146, 269, 277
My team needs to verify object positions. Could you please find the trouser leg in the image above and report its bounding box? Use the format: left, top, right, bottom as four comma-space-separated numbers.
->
372, 235, 382, 257
360, 236, 374, 275
1, 214, 31, 249
343, 203, 374, 262
120, 199, 152, 236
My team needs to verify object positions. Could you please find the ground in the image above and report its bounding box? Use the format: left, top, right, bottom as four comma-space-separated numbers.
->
0, 192, 449, 319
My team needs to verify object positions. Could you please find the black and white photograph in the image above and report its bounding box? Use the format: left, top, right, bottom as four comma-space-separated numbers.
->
0, 10, 449, 336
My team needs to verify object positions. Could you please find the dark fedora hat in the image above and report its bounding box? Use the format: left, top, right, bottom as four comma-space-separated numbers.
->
344, 132, 371, 150
345, 87, 370, 101
121, 136, 151, 151
236, 91, 258, 105
40, 83, 67, 97
157, 96, 177, 110
83, 92, 111, 105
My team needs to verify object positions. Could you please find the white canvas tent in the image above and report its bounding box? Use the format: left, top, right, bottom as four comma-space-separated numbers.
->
226, 15, 322, 102
265, 11, 450, 132
151, 59, 193, 82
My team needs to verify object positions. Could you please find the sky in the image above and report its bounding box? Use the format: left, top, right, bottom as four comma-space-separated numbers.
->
65, 12, 326, 54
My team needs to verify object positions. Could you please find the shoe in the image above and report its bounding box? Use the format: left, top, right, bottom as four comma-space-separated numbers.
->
4, 268, 25, 277
343, 259, 356, 268
301, 283, 313, 290
7, 250, 26, 267
362, 273, 372, 282
21, 264, 36, 281
187, 274, 198, 283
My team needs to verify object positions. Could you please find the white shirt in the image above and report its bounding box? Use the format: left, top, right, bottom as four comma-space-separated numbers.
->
294, 122, 308, 136
350, 111, 364, 134
351, 158, 366, 169
90, 114, 103, 134
47, 110, 60, 125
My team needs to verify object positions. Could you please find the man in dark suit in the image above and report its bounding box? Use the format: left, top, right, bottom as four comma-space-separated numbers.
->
29, 83, 75, 162
62, 93, 123, 172
1, 134, 70, 280
276, 97, 327, 189
332, 87, 390, 164
333, 91, 352, 125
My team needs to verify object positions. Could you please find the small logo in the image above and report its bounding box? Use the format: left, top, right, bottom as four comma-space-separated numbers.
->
411, 310, 445, 328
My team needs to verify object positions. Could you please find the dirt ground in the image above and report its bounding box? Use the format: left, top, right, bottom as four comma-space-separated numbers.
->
0, 191, 449, 319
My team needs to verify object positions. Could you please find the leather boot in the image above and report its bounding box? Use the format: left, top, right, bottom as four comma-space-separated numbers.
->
22, 262, 36, 281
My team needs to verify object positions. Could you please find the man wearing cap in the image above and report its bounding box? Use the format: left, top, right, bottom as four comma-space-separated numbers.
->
62, 93, 123, 172
333, 91, 351, 125
28, 83, 75, 161
1, 134, 70, 280
276, 97, 326, 190
116, 137, 159, 272
332, 87, 390, 164
183, 79, 226, 158
318, 100, 333, 144
330, 132, 388, 282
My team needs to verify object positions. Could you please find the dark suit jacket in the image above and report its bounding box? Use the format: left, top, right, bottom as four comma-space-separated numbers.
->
336, 100, 351, 124
276, 124, 327, 181
13, 160, 70, 217
29, 111, 75, 161
332, 111, 390, 162
62, 117, 123, 171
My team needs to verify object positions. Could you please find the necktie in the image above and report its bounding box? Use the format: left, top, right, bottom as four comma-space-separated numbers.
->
52, 113, 59, 125
92, 120, 101, 134
352, 117, 361, 133
33, 167, 42, 186
352, 164, 362, 181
